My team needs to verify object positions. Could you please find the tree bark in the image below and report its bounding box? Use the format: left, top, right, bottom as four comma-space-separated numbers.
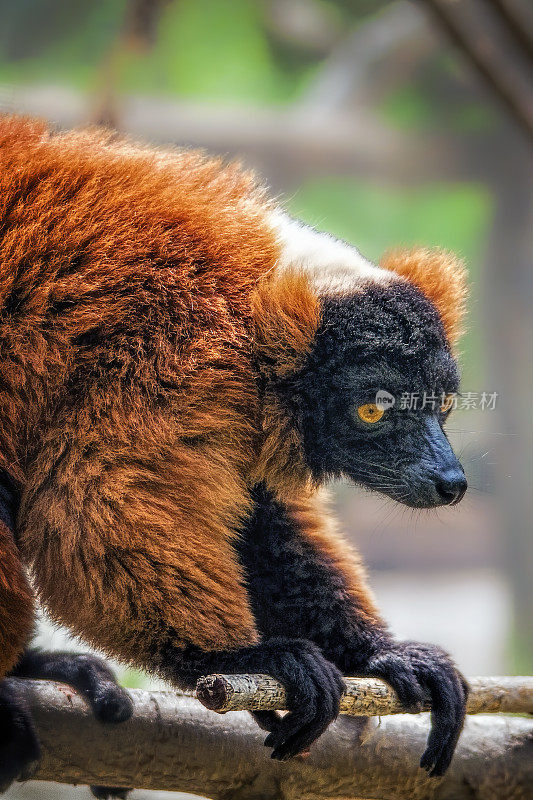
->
18, 678, 533, 800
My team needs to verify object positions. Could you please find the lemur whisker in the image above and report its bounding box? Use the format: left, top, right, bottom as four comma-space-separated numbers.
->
351, 458, 403, 477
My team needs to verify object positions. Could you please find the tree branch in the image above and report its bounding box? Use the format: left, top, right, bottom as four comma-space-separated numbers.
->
484, 0, 533, 65
421, 0, 533, 145
18, 678, 533, 799
4, 84, 468, 186
195, 673, 533, 715
296, 1, 425, 114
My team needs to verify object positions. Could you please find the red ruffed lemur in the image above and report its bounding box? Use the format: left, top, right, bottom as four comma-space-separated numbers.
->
0, 116, 469, 793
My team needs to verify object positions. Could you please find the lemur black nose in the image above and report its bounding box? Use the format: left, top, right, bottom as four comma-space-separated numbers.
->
435, 471, 468, 505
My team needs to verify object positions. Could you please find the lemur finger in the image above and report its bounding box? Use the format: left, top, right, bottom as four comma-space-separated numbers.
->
267, 653, 342, 761
365, 650, 425, 713
252, 710, 282, 733
420, 678, 466, 777
410, 650, 467, 776
263, 654, 318, 754
421, 672, 465, 757
12, 650, 134, 724
275, 663, 343, 760
268, 688, 339, 761
269, 688, 334, 762
90, 684, 134, 725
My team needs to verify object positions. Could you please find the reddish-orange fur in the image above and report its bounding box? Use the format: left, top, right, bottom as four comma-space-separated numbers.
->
251, 270, 321, 498
381, 247, 467, 346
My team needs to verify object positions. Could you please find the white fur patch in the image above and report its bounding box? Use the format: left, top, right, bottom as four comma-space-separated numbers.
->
268, 209, 396, 295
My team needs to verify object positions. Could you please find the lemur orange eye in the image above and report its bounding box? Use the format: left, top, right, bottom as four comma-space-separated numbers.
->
357, 403, 385, 424
441, 394, 455, 413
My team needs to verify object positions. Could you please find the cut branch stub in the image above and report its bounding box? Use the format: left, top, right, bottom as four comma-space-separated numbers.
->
196, 673, 533, 716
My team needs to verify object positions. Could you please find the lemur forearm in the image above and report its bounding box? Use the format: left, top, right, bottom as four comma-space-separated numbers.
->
235, 484, 391, 673
235, 484, 467, 777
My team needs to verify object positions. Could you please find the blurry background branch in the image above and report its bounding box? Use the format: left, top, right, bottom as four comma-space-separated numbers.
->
125, 0, 172, 50
485, 0, 533, 62
21, 679, 533, 800
420, 0, 533, 144
91, 0, 172, 128
8, 82, 466, 185
295, 1, 425, 114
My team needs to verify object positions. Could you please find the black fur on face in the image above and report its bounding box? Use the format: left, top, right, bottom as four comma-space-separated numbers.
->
274, 281, 467, 508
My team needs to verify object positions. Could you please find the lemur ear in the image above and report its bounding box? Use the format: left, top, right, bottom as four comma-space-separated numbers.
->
251, 270, 320, 377
380, 247, 467, 346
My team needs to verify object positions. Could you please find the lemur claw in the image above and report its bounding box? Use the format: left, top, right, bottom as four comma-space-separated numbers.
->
90, 684, 134, 725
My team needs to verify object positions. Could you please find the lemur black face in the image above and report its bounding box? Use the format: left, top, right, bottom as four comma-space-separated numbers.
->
286, 281, 467, 508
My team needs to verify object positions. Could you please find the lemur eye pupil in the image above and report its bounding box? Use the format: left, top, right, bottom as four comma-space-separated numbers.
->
357, 403, 385, 424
